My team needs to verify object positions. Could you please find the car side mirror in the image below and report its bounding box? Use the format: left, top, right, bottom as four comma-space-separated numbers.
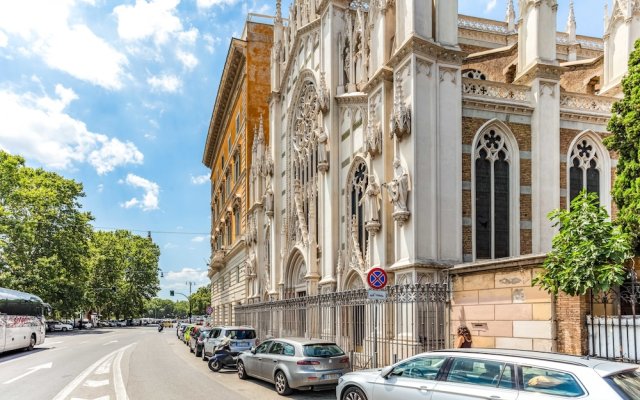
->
250, 347, 256, 354
381, 366, 394, 379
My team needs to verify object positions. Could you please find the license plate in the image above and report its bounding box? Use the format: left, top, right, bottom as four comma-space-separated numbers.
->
323, 373, 340, 380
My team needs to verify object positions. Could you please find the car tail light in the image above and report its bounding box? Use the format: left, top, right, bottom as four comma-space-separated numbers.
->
297, 360, 321, 365
339, 357, 350, 364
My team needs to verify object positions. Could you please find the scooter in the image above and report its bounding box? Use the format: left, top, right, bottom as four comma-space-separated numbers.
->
208, 339, 239, 372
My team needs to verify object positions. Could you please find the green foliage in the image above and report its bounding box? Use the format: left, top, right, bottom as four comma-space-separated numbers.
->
533, 191, 633, 296
89, 230, 160, 319
0, 151, 93, 315
190, 284, 211, 315
605, 39, 640, 253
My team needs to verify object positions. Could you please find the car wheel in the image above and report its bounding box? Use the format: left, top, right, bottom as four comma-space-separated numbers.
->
26, 334, 36, 351
195, 347, 202, 357
342, 386, 367, 400
237, 361, 248, 380
208, 359, 222, 372
62, 327, 67, 332
274, 371, 293, 396
189, 345, 194, 353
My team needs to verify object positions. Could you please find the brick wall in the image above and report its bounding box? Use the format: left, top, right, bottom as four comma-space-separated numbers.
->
555, 293, 589, 355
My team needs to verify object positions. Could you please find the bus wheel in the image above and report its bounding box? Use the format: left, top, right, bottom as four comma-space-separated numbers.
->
26, 334, 36, 351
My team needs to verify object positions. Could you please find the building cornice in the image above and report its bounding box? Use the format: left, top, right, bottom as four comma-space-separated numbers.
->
203, 39, 247, 168
388, 35, 466, 69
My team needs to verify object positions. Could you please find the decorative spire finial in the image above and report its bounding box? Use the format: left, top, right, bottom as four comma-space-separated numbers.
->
506, 0, 516, 32
604, 3, 610, 33
566, 0, 577, 42
275, 0, 282, 23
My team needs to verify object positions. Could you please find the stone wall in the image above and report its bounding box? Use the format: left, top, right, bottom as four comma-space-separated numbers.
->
450, 255, 554, 351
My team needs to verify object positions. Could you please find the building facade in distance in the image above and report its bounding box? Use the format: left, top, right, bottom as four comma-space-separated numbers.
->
202, 17, 273, 323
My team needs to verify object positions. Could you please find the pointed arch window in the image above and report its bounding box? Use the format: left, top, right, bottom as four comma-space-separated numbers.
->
473, 127, 518, 260
350, 161, 368, 254
569, 138, 600, 204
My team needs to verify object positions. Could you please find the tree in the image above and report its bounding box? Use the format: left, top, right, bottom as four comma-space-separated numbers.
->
190, 284, 211, 315
605, 39, 640, 253
533, 191, 633, 296
0, 151, 93, 316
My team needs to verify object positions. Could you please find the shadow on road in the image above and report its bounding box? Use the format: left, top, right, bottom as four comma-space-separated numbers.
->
0, 347, 48, 364
225, 372, 337, 399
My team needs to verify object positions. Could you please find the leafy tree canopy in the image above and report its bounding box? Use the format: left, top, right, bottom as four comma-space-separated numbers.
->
533, 191, 633, 296
605, 39, 640, 253
0, 151, 93, 315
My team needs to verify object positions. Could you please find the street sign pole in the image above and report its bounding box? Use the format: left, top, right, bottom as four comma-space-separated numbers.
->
366, 267, 388, 369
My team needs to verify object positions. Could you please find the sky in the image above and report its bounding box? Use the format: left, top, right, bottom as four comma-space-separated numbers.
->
0, 0, 610, 300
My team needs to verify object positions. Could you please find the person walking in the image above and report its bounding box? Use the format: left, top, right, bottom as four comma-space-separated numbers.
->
455, 326, 472, 348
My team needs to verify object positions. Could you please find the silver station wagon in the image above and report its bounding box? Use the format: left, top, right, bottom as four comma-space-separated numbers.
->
237, 338, 350, 395
336, 348, 640, 400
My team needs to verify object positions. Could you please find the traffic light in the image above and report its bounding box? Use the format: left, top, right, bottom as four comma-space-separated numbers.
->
170, 290, 174, 296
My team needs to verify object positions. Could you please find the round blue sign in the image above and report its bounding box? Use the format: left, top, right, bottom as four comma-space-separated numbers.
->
367, 267, 388, 290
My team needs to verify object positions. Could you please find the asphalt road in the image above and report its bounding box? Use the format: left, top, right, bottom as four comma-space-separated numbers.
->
0, 326, 336, 400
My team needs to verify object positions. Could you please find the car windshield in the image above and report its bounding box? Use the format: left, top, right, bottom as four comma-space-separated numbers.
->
608, 369, 640, 399
302, 343, 345, 357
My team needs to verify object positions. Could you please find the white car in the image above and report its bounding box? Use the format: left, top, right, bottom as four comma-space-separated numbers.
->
51, 321, 73, 332
336, 348, 640, 400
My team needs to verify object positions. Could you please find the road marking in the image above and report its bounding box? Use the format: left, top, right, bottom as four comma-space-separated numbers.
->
52, 344, 134, 400
50, 346, 67, 352
113, 345, 128, 400
45, 341, 64, 345
80, 341, 89, 344
3, 362, 53, 384
83, 379, 109, 388
94, 356, 114, 375
71, 396, 110, 400
103, 340, 119, 346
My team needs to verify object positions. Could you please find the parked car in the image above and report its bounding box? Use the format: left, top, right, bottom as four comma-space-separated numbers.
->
47, 320, 73, 332
336, 348, 640, 400
202, 326, 257, 361
184, 325, 197, 345
237, 338, 350, 395
190, 327, 212, 358
178, 324, 191, 342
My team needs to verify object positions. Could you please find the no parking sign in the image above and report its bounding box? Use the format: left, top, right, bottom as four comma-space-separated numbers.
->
367, 267, 388, 290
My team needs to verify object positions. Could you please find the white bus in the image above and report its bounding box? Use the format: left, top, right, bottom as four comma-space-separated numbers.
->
0, 287, 47, 353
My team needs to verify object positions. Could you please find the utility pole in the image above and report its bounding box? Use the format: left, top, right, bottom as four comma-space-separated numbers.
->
186, 281, 195, 322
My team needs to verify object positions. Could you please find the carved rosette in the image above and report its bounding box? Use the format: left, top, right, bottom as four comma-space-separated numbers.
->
390, 79, 411, 141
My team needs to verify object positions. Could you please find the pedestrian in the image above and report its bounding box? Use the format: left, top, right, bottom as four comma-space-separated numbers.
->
455, 325, 472, 348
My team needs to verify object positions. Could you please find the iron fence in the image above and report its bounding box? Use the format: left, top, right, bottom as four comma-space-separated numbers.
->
234, 283, 449, 369
588, 269, 640, 363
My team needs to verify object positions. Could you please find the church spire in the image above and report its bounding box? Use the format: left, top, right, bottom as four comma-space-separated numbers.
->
506, 0, 516, 32
566, 0, 576, 43
275, 0, 282, 24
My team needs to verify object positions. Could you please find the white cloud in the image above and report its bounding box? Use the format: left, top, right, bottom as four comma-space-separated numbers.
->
177, 28, 198, 45
0, 1, 128, 90
0, 31, 7, 47
120, 173, 160, 211
97, 184, 104, 193
165, 267, 209, 288
202, 34, 220, 53
147, 74, 181, 93
190, 174, 209, 185
197, 0, 239, 9
0, 85, 143, 174
176, 50, 199, 70
114, 0, 184, 45
191, 236, 206, 242
485, 0, 497, 12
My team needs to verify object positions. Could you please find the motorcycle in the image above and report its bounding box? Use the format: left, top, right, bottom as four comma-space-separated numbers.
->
208, 338, 239, 372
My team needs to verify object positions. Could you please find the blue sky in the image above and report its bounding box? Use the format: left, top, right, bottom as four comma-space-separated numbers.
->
0, 0, 609, 299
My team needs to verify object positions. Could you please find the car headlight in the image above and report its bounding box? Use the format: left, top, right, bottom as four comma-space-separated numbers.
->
338, 377, 344, 384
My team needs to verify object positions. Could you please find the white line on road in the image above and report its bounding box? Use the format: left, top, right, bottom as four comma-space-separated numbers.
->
71, 396, 110, 400
3, 362, 53, 384
113, 345, 128, 400
45, 341, 64, 345
103, 340, 119, 346
52, 344, 135, 400
94, 356, 114, 375
83, 379, 109, 388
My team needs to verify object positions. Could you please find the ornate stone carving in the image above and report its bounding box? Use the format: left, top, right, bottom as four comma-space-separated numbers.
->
317, 128, 329, 172
361, 174, 381, 235
247, 250, 257, 278
350, 215, 365, 270
293, 179, 309, 243
264, 184, 274, 217
384, 159, 411, 225
389, 79, 411, 141
317, 71, 330, 113
560, 93, 614, 113
366, 96, 382, 157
